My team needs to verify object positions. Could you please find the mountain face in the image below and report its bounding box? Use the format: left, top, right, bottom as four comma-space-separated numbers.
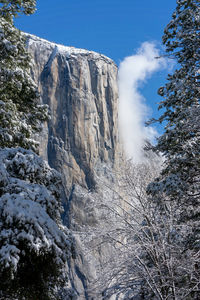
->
27, 34, 123, 299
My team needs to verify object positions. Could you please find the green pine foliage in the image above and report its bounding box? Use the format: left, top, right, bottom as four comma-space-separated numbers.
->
0, 2, 76, 299
0, 0, 48, 152
149, 0, 200, 240
0, 0, 36, 21
0, 148, 75, 300
145, 0, 200, 298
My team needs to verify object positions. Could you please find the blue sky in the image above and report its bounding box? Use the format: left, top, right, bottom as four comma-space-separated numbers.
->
15, 0, 176, 135
15, 0, 175, 64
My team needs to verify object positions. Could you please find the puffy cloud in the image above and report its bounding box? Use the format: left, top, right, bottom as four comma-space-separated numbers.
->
118, 42, 166, 163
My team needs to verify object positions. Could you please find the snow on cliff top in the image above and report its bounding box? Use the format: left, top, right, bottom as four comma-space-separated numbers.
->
25, 33, 115, 65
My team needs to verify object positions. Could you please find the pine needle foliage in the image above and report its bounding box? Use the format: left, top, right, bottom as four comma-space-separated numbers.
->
146, 0, 200, 298
0, 0, 48, 152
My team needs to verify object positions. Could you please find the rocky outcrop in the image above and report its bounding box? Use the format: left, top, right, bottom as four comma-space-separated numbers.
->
27, 34, 123, 298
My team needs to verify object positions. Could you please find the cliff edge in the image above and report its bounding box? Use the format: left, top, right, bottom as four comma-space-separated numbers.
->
27, 34, 123, 299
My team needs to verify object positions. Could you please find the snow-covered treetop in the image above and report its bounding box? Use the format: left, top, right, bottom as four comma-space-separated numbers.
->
148, 0, 200, 231
163, 0, 200, 66
0, 0, 36, 21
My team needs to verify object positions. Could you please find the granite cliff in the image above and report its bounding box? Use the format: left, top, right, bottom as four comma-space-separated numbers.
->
27, 34, 123, 299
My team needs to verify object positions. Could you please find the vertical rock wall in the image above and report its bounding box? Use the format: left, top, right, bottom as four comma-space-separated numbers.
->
28, 34, 122, 299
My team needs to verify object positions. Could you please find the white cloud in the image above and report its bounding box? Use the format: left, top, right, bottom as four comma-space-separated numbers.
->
118, 42, 166, 163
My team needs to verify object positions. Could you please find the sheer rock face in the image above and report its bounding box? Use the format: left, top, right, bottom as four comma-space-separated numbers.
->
27, 34, 122, 298
28, 34, 120, 193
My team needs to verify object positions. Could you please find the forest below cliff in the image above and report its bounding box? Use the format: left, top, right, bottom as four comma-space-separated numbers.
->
0, 0, 200, 300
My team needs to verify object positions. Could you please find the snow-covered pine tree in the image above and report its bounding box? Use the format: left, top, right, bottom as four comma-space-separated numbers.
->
0, 1, 76, 299
0, 0, 48, 152
0, 0, 36, 19
148, 0, 200, 247
0, 148, 75, 300
146, 0, 200, 298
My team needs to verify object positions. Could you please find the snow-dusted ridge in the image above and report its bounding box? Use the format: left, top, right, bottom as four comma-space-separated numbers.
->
25, 33, 115, 65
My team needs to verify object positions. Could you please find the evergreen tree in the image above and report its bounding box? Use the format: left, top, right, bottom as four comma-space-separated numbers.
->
0, 0, 36, 19
148, 0, 200, 249
0, 0, 48, 152
0, 1, 76, 299
146, 0, 200, 298
0, 148, 75, 300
